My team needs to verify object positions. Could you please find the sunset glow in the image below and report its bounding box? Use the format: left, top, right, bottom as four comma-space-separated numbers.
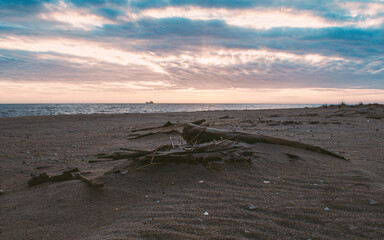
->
1, 0, 383, 103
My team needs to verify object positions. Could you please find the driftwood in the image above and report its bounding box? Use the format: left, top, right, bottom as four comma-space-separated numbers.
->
96, 150, 151, 160
28, 168, 79, 187
182, 123, 345, 159
28, 168, 104, 188
102, 121, 345, 174
75, 173, 104, 188
28, 173, 50, 187
126, 119, 206, 140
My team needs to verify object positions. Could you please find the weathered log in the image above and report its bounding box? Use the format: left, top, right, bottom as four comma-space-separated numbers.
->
182, 123, 345, 159
28, 168, 79, 186
28, 173, 50, 187
49, 172, 73, 182
129, 119, 205, 133
191, 119, 206, 125
97, 151, 151, 160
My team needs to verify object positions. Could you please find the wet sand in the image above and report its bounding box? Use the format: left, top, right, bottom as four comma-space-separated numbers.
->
0, 104, 383, 239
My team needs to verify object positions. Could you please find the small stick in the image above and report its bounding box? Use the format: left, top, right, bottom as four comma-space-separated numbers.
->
190, 127, 206, 144
150, 147, 160, 164
214, 134, 240, 146
193, 139, 198, 148
136, 162, 162, 171
169, 136, 175, 149
76, 173, 104, 188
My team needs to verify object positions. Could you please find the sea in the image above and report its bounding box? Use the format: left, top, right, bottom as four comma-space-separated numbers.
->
0, 103, 321, 118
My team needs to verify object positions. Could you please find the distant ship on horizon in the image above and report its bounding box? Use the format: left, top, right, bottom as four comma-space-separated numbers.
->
145, 101, 154, 104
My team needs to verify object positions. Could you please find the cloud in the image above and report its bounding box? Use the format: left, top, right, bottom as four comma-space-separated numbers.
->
95, 8, 123, 19
132, 6, 384, 29
0, 0, 384, 104
2, 39, 383, 90
96, 18, 384, 60
0, 36, 166, 73
40, 1, 116, 30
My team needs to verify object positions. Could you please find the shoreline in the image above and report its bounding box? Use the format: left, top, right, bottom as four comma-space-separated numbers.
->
0, 103, 323, 119
1, 103, 382, 120
0, 107, 311, 120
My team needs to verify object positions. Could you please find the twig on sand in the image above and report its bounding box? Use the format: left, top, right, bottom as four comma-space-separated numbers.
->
150, 147, 159, 164
169, 136, 175, 148
190, 127, 207, 145
136, 162, 162, 171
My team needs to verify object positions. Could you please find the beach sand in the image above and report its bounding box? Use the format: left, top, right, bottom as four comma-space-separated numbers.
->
0, 104, 383, 239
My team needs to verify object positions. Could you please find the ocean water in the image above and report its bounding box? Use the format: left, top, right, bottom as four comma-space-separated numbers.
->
0, 103, 321, 118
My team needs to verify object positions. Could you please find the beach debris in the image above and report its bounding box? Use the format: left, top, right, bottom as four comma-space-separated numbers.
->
28, 168, 104, 188
248, 204, 256, 210
0, 189, 4, 195
203, 211, 209, 216
75, 172, 104, 188
28, 168, 79, 186
191, 119, 206, 125
28, 173, 50, 186
97, 150, 152, 161
36, 165, 50, 170
103, 121, 346, 174
324, 207, 330, 211
156, 200, 161, 203
263, 181, 270, 184
169, 136, 175, 148
369, 200, 378, 205
286, 153, 302, 162
182, 123, 345, 159
198, 180, 204, 183
127, 119, 205, 140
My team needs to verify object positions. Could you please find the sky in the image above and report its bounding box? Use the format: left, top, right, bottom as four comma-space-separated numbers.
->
0, 0, 384, 103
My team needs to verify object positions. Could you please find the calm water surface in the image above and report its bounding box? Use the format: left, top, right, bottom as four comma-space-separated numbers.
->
0, 103, 321, 118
